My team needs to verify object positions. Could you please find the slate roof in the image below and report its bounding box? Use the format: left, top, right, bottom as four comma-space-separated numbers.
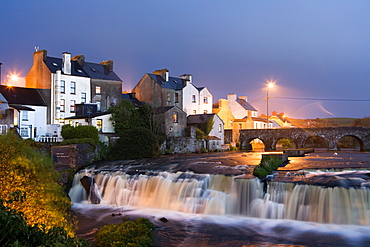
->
153, 106, 184, 114
0, 85, 47, 106
187, 113, 216, 124
236, 98, 257, 111
148, 73, 186, 90
44, 57, 122, 81
122, 93, 144, 108
64, 111, 111, 120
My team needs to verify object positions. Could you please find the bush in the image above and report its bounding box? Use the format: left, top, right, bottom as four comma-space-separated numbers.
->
253, 155, 282, 179
61, 125, 100, 143
95, 218, 154, 247
108, 127, 160, 160
0, 191, 89, 247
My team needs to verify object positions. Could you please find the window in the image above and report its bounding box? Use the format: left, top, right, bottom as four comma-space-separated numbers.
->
193, 110, 196, 114
175, 93, 179, 103
239, 124, 242, 129
167, 92, 171, 105
81, 92, 86, 103
60, 99, 65, 112
70, 81, 76, 94
192, 95, 196, 103
60, 80, 65, 93
95, 86, 101, 95
173, 112, 178, 123
20, 127, 28, 137
96, 119, 102, 131
0, 125, 7, 134
218, 124, 222, 132
204, 110, 208, 114
203, 97, 208, 104
21, 111, 28, 121
70, 100, 75, 113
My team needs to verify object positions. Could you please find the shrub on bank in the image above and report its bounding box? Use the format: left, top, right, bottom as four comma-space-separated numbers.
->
253, 156, 282, 179
61, 125, 100, 143
95, 218, 154, 247
108, 127, 160, 160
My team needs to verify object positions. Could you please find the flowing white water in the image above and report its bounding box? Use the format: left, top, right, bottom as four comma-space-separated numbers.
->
69, 170, 370, 226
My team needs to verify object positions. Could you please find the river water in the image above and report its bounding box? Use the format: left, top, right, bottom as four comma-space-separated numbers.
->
70, 150, 370, 246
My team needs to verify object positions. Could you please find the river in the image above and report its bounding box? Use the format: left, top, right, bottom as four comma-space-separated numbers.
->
70, 150, 370, 246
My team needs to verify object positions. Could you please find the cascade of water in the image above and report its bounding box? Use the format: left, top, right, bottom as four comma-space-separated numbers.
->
69, 170, 370, 225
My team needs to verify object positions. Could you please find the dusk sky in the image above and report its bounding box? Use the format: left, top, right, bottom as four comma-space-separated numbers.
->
1, 0, 369, 119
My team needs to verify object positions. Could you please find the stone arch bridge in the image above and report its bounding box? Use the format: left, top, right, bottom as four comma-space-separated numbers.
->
234, 127, 370, 151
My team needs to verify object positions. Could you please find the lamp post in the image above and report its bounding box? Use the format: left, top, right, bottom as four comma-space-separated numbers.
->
266, 81, 275, 129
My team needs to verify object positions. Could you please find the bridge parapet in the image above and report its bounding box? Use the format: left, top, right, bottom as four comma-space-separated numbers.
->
237, 127, 370, 151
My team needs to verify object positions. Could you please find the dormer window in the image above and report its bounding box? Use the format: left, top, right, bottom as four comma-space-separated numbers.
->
52, 63, 58, 67
77, 69, 83, 73
91, 67, 96, 72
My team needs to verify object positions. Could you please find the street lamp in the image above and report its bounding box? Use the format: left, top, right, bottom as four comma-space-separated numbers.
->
266, 81, 275, 129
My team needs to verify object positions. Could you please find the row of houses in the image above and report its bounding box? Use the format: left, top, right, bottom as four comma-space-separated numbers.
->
0, 50, 291, 151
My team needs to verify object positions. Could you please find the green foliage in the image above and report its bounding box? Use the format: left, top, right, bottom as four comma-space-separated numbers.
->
195, 128, 205, 140
0, 131, 75, 235
108, 127, 160, 160
0, 191, 89, 247
109, 99, 139, 134
253, 156, 282, 179
95, 218, 154, 247
277, 138, 295, 149
195, 116, 214, 137
61, 125, 100, 143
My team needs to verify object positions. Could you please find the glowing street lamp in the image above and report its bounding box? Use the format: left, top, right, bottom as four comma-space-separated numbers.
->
266, 81, 275, 129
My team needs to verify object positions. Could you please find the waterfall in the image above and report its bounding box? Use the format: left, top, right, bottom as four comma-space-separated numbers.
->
69, 170, 370, 226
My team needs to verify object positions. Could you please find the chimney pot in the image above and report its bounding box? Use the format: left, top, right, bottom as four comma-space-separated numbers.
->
62, 52, 71, 75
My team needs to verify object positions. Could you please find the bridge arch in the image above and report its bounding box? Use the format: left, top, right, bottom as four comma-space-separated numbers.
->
275, 137, 296, 150
337, 134, 363, 150
303, 136, 329, 149
237, 127, 370, 152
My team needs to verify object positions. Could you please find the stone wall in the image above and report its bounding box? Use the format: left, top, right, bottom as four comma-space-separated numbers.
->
51, 143, 96, 171
162, 137, 203, 154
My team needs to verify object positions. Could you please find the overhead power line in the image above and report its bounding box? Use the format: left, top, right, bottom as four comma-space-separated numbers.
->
271, 96, 370, 102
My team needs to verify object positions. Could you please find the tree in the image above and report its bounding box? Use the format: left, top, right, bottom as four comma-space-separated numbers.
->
0, 131, 75, 236
109, 99, 139, 134
108, 127, 159, 160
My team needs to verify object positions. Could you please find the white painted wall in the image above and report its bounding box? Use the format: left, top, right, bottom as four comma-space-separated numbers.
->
208, 114, 224, 144
18, 106, 47, 139
182, 83, 200, 115
198, 87, 213, 114
51, 70, 91, 124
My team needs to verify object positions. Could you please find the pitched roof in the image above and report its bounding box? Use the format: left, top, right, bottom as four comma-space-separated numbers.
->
148, 73, 186, 90
122, 93, 144, 108
187, 113, 215, 124
153, 105, 185, 114
236, 98, 257, 111
44, 57, 122, 81
0, 85, 47, 106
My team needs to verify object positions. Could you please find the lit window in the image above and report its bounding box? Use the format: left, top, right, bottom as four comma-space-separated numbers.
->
192, 95, 196, 103
204, 110, 207, 114
70, 81, 76, 94
60, 99, 65, 112
95, 86, 101, 95
21, 111, 28, 121
60, 80, 65, 93
81, 93, 86, 103
96, 119, 102, 131
70, 100, 75, 113
203, 97, 208, 104
173, 112, 178, 123
193, 110, 196, 114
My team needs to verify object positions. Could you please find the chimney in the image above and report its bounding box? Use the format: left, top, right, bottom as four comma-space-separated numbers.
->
227, 94, 237, 102
238, 96, 247, 101
33, 50, 47, 65
180, 74, 192, 85
62, 52, 71, 75
72, 55, 85, 67
101, 60, 114, 71
153, 68, 169, 81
